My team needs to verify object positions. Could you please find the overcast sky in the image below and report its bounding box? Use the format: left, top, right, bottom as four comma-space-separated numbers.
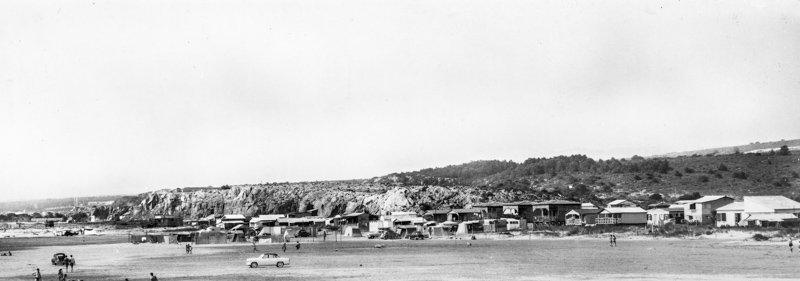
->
1, 0, 799, 202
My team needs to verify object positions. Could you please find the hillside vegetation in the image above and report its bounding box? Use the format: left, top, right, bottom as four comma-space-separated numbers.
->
374, 151, 800, 206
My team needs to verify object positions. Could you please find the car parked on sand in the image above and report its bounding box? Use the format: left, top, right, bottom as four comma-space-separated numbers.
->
407, 231, 426, 240
51, 253, 68, 265
295, 229, 310, 238
247, 253, 290, 268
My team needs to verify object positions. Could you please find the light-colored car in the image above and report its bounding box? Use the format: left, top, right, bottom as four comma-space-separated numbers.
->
246, 253, 290, 268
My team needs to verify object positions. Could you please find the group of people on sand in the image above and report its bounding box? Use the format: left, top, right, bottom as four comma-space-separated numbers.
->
32, 254, 75, 281
0, 251, 11, 256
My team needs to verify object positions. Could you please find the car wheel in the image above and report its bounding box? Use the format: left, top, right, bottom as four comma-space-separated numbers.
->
249, 262, 258, 268
276, 262, 285, 268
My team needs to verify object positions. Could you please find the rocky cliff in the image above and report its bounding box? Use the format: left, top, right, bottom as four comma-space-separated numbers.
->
111, 182, 529, 220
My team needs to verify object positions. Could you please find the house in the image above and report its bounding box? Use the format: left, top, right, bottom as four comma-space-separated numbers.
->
565, 209, 602, 226
647, 209, 671, 226
153, 215, 183, 227
217, 215, 247, 230
607, 199, 638, 208
715, 202, 744, 227
683, 196, 735, 224
336, 212, 377, 233
520, 200, 582, 225
423, 210, 451, 223
249, 214, 286, 229
447, 209, 484, 222
717, 196, 800, 227
597, 207, 647, 225
472, 203, 506, 219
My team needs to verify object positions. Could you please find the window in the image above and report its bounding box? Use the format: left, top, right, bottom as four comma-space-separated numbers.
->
735, 213, 741, 222
647, 214, 652, 220
689, 203, 696, 210
721, 213, 727, 221
688, 216, 693, 220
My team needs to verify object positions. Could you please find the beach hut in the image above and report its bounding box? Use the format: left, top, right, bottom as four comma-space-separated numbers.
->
565, 209, 601, 225
455, 221, 481, 235
647, 209, 672, 226
597, 207, 647, 225
423, 210, 451, 223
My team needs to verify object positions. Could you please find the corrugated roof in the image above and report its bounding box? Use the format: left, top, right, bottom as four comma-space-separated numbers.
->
222, 214, 247, 220
449, 208, 482, 213
743, 213, 798, 222
717, 202, 745, 211
693, 196, 733, 203
745, 196, 800, 210
602, 207, 646, 214
608, 199, 628, 205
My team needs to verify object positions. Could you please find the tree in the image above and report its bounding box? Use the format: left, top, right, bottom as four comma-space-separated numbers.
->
778, 145, 790, 156
717, 164, 729, 171
31, 212, 42, 218
649, 193, 663, 201
734, 147, 741, 155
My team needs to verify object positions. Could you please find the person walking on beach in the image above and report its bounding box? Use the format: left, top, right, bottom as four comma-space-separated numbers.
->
609, 235, 613, 247
150, 272, 158, 281
790, 238, 794, 252
323, 230, 327, 242
32, 268, 41, 281
295, 241, 301, 251
67, 255, 75, 272
282, 242, 287, 253
57, 268, 64, 281
612, 235, 617, 247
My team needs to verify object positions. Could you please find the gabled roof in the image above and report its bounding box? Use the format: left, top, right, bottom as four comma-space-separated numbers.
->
581, 203, 599, 209
250, 214, 285, 222
449, 209, 482, 214
601, 207, 647, 214
609, 199, 631, 205
745, 196, 800, 210
647, 208, 670, 214
717, 202, 745, 211
693, 196, 733, 203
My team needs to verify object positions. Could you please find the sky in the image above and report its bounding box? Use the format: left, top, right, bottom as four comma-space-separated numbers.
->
1, 0, 799, 202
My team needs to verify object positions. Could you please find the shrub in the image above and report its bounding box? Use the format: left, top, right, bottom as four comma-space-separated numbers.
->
698, 175, 710, 183
732, 171, 748, 180
684, 167, 695, 173
752, 234, 770, 241
718, 164, 729, 171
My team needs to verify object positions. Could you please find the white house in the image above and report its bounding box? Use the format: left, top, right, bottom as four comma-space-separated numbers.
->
715, 196, 800, 227
683, 196, 734, 224
715, 202, 744, 227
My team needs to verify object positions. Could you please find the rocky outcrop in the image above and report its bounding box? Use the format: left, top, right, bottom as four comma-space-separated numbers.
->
112, 182, 531, 220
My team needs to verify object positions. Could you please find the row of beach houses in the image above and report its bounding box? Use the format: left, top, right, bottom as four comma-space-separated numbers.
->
140, 195, 800, 245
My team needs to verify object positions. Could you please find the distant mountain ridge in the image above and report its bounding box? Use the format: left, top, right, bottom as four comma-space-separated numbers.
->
650, 138, 800, 158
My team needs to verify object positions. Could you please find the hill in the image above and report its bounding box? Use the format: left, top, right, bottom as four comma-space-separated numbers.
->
650, 138, 800, 158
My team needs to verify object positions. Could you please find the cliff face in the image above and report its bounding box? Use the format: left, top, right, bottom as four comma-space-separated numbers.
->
115, 183, 529, 220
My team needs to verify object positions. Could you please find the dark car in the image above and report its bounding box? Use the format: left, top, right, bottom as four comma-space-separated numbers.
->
407, 231, 426, 240
294, 229, 310, 238
51, 253, 67, 265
